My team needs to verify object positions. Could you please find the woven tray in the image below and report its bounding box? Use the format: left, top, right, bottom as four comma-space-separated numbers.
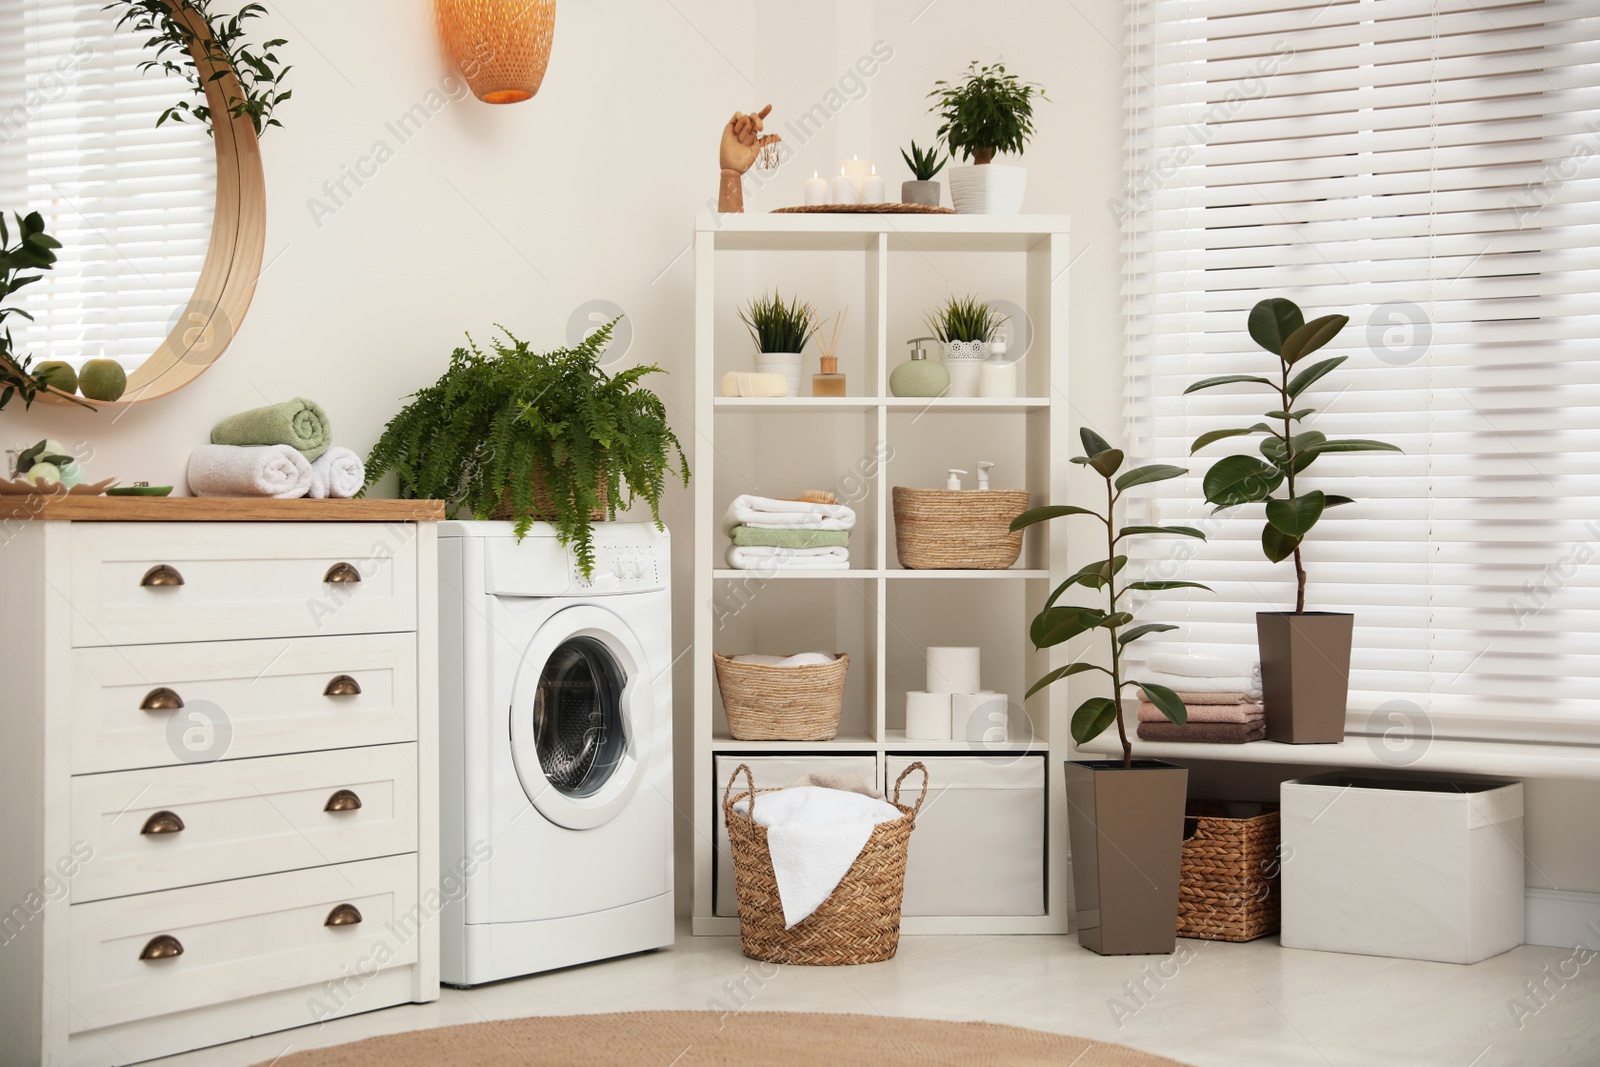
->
723, 762, 927, 965
892, 487, 1029, 569
714, 652, 848, 740
772, 204, 957, 215
1178, 801, 1281, 942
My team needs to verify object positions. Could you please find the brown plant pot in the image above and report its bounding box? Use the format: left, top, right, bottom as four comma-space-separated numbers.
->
1256, 611, 1353, 744
491, 469, 608, 523
1065, 759, 1189, 955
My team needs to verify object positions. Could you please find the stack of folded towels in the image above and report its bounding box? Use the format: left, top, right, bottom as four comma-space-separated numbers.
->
1136, 651, 1265, 744
720, 493, 856, 571
186, 398, 365, 499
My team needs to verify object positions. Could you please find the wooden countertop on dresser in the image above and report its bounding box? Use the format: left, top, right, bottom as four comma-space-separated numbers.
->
1, 496, 447, 521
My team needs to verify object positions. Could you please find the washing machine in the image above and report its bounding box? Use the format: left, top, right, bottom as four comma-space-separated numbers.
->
437, 520, 674, 986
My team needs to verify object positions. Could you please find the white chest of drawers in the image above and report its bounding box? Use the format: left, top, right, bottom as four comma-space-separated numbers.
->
0, 498, 442, 1066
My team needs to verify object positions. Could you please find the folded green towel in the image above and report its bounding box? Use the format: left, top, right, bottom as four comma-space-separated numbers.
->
210, 398, 332, 461
730, 525, 851, 549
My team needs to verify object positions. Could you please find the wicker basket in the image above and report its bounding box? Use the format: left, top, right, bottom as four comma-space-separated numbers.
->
892, 487, 1029, 569
713, 652, 848, 740
723, 762, 928, 965
1177, 801, 1282, 942
490, 469, 607, 523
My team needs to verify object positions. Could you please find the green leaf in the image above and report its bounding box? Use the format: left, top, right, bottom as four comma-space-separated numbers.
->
1099, 611, 1136, 630
1191, 427, 1258, 452
1087, 448, 1125, 479
1281, 314, 1349, 365
1261, 522, 1301, 563
1264, 408, 1316, 422
1010, 504, 1100, 532
1323, 494, 1355, 507
1183, 374, 1277, 395
1024, 661, 1107, 700
1079, 426, 1114, 457
1071, 697, 1119, 745
1114, 463, 1186, 491
1300, 438, 1403, 458
1265, 490, 1325, 537
1116, 524, 1206, 540
1286, 356, 1347, 399
1202, 455, 1282, 507
1139, 682, 1188, 724
1030, 605, 1108, 648
1248, 298, 1305, 357
1126, 580, 1213, 592
1117, 622, 1179, 645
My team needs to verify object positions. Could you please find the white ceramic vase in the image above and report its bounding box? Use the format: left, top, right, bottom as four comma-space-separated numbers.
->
942, 340, 987, 397
754, 352, 804, 397
947, 163, 1028, 214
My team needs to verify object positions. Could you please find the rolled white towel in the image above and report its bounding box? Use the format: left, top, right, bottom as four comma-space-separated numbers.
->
720, 494, 856, 536
1138, 668, 1262, 700
726, 544, 850, 570
731, 652, 838, 667
187, 444, 311, 499
1148, 652, 1260, 680
307, 446, 365, 499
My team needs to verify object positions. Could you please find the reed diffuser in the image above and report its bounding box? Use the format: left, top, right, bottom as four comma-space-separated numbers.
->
810, 307, 848, 397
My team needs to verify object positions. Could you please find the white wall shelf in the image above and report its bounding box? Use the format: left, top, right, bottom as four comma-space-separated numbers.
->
692, 212, 1073, 936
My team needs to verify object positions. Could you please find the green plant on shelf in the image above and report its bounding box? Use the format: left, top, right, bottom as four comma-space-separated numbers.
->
900, 140, 947, 182
739, 291, 816, 354
0, 212, 93, 412
926, 294, 1005, 344
928, 61, 1047, 164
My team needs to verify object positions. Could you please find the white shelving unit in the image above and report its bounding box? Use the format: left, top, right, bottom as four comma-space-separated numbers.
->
691, 212, 1073, 936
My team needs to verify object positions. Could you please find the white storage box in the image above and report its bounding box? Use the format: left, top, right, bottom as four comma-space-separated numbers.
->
712, 754, 878, 917
1281, 773, 1524, 964
887, 755, 1045, 916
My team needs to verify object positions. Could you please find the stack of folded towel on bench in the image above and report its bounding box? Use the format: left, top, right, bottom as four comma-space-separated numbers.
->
721, 493, 855, 571
1137, 651, 1264, 744
186, 398, 365, 499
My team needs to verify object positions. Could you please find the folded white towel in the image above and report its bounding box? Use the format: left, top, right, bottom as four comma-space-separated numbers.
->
307, 446, 365, 499
725, 545, 851, 570
731, 652, 838, 667
1138, 669, 1262, 699
1148, 652, 1261, 681
733, 786, 904, 928
187, 444, 311, 499
720, 494, 857, 536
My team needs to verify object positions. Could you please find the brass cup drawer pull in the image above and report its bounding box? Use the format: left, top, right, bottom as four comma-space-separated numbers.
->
324, 789, 362, 813
324, 903, 363, 927
323, 674, 362, 697
323, 562, 362, 584
140, 564, 185, 588
140, 687, 185, 712
139, 934, 184, 961
140, 811, 185, 836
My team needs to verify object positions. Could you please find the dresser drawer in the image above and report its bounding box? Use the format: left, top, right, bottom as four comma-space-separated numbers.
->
67, 522, 419, 646
68, 854, 418, 1032
71, 633, 418, 774
71, 745, 418, 903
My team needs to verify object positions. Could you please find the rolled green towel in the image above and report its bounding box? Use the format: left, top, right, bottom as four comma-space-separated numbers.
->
210, 397, 332, 461
730, 525, 851, 550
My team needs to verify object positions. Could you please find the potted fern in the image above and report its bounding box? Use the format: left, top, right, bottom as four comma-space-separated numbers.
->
899, 140, 946, 207
364, 321, 689, 577
739, 291, 815, 398
928, 61, 1047, 214
925, 294, 1004, 397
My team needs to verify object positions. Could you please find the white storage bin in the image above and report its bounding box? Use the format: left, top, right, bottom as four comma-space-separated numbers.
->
1281, 773, 1524, 964
886, 755, 1045, 917
712, 754, 879, 917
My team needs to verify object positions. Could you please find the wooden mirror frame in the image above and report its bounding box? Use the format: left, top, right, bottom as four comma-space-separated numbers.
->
37, 1, 266, 409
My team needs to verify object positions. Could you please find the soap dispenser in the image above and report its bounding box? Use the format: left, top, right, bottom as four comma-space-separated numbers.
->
890, 337, 950, 398
945, 468, 967, 490
977, 461, 994, 490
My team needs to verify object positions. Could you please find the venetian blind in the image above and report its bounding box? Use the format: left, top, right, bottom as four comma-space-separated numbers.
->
1121, 0, 1600, 746
0, 0, 215, 372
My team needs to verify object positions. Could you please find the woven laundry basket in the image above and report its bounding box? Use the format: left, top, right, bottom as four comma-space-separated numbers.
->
1177, 801, 1282, 942
892, 487, 1029, 569
713, 652, 848, 741
723, 762, 927, 965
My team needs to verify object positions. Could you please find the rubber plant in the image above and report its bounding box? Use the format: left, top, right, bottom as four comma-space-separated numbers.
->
364, 320, 689, 577
1186, 298, 1401, 610
0, 212, 91, 412
1012, 427, 1211, 767
928, 61, 1047, 164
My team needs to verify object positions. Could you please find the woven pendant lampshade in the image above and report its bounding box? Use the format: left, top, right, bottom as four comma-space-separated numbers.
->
438, 0, 557, 105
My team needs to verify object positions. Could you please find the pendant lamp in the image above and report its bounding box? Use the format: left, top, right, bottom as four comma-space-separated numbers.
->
438, 0, 557, 105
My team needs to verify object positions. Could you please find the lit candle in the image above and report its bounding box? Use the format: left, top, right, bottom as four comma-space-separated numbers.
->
831, 166, 862, 205
863, 164, 886, 204
840, 156, 873, 196
804, 171, 828, 206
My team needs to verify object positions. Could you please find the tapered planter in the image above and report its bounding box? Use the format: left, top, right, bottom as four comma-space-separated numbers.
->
901, 180, 941, 207
1065, 759, 1188, 955
1257, 612, 1354, 744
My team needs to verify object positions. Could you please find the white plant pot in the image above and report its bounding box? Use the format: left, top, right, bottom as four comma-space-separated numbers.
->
947, 163, 1028, 214
941, 340, 987, 397
754, 351, 804, 397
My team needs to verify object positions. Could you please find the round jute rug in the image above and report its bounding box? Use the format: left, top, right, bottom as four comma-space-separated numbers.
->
254, 1010, 1193, 1066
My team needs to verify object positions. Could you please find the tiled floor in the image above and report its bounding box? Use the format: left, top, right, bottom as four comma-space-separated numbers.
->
163, 926, 1600, 1067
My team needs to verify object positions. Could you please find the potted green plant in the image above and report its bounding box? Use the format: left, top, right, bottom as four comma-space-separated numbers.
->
1012, 427, 1210, 954
739, 291, 815, 398
928, 61, 1046, 214
1185, 297, 1400, 743
364, 320, 689, 578
899, 140, 947, 207
925, 294, 1004, 397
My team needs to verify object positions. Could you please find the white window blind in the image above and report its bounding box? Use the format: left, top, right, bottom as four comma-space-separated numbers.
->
1, 0, 214, 372
1121, 0, 1600, 745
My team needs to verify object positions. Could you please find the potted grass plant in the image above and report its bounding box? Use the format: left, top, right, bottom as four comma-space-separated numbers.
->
364, 320, 689, 578
925, 294, 1004, 397
739, 291, 815, 398
1012, 427, 1210, 955
928, 61, 1047, 214
1186, 297, 1401, 743
900, 140, 947, 207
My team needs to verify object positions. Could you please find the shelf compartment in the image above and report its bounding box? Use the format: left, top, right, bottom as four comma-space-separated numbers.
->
713, 397, 879, 412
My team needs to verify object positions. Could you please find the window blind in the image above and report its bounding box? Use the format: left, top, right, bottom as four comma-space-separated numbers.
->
1120, 0, 1600, 746
1, 0, 215, 372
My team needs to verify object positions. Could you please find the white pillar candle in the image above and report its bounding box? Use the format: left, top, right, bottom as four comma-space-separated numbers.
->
804, 171, 828, 207
863, 164, 886, 203
831, 166, 862, 205
840, 156, 873, 196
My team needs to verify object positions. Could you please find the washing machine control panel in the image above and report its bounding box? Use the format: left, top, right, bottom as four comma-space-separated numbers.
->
573, 542, 665, 593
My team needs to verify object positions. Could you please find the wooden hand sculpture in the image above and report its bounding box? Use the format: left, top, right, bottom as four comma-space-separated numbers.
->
718, 104, 781, 213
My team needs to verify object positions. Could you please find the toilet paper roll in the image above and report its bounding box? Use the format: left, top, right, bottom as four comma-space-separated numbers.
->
904, 691, 953, 740
952, 690, 1009, 744
926, 646, 981, 694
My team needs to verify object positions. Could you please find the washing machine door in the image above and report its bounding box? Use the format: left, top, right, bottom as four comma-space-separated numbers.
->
508, 604, 653, 830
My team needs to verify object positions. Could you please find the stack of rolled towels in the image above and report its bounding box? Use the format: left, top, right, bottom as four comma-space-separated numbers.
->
186, 398, 365, 499
721, 493, 855, 571
1137, 651, 1265, 744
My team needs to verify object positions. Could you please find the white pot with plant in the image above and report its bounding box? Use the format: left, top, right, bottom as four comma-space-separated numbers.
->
740, 291, 816, 398
929, 61, 1047, 215
899, 140, 947, 207
926, 295, 1004, 397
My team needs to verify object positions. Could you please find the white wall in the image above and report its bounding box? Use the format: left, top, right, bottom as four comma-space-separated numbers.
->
11, 0, 1598, 907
